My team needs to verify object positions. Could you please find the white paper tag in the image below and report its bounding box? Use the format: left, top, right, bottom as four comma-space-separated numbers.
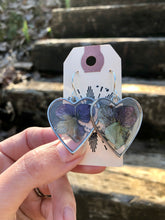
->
64, 44, 123, 167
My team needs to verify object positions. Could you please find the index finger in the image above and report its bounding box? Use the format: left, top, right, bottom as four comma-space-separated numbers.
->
0, 127, 105, 174
0, 127, 57, 161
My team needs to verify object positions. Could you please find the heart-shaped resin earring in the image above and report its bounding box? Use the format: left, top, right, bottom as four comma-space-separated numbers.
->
90, 70, 143, 157
47, 71, 94, 154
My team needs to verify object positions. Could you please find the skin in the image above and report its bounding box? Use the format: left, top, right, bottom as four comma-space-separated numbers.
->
0, 127, 105, 220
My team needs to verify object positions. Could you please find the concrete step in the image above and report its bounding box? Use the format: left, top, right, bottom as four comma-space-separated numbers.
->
124, 139, 165, 169
68, 165, 165, 220
67, 0, 165, 7
126, 151, 165, 169
1, 78, 165, 139
32, 38, 165, 79
51, 3, 165, 38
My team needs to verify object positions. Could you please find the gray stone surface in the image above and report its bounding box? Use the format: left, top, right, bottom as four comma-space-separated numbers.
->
68, 0, 165, 7
0, 80, 63, 128
14, 62, 33, 71
125, 151, 165, 169
1, 79, 165, 139
122, 83, 165, 139
51, 3, 165, 38
68, 166, 165, 220
124, 140, 165, 169
32, 38, 165, 78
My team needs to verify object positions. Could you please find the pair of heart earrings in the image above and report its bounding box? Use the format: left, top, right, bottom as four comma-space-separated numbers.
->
47, 70, 143, 157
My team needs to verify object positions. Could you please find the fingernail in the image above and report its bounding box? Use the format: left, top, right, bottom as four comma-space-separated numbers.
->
56, 141, 87, 163
63, 207, 75, 220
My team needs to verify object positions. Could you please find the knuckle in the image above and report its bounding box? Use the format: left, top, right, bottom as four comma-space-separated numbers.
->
22, 127, 37, 150
0, 153, 11, 173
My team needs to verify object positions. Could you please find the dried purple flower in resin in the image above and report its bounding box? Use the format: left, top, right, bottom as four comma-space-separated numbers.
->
98, 104, 116, 127
76, 104, 91, 123
115, 106, 137, 128
56, 104, 75, 119
55, 103, 91, 142
90, 97, 142, 156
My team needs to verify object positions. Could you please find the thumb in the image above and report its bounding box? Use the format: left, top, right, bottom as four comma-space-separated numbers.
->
0, 140, 86, 217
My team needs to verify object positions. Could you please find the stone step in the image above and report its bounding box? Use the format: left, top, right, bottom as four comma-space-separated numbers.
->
60, 0, 165, 8
67, 0, 165, 7
32, 38, 165, 79
124, 140, 165, 169
126, 151, 165, 169
68, 165, 165, 220
51, 3, 165, 38
1, 78, 165, 139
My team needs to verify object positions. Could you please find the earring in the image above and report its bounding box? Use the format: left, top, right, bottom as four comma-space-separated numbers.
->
47, 71, 94, 154
90, 70, 143, 157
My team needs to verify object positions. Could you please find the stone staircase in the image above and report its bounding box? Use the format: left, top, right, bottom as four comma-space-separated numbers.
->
1, 0, 165, 219
68, 166, 165, 220
66, 0, 165, 7
32, 38, 165, 78
30, 0, 165, 139
51, 3, 165, 38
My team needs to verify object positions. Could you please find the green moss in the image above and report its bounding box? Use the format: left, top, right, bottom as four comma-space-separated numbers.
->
6, 12, 23, 41
1, 0, 16, 10
0, 25, 5, 41
65, 0, 70, 8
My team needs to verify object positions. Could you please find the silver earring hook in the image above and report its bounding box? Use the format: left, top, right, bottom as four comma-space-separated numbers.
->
71, 71, 79, 96
109, 69, 120, 103
68, 71, 79, 102
109, 69, 117, 94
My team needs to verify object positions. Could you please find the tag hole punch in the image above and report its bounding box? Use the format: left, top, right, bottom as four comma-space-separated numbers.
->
86, 56, 96, 66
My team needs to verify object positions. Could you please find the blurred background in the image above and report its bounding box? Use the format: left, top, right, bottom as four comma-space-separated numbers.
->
0, 0, 165, 219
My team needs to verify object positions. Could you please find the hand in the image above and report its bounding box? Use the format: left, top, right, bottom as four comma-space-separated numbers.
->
0, 127, 105, 220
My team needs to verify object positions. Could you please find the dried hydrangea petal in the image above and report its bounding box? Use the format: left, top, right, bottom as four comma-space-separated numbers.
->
98, 105, 115, 127
115, 106, 137, 128
77, 122, 86, 138
91, 97, 143, 156
76, 104, 91, 123
56, 104, 75, 119
48, 97, 94, 153
56, 119, 70, 134
105, 122, 126, 149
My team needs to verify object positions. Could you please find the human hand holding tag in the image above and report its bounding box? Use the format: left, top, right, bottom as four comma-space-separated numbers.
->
0, 127, 105, 220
